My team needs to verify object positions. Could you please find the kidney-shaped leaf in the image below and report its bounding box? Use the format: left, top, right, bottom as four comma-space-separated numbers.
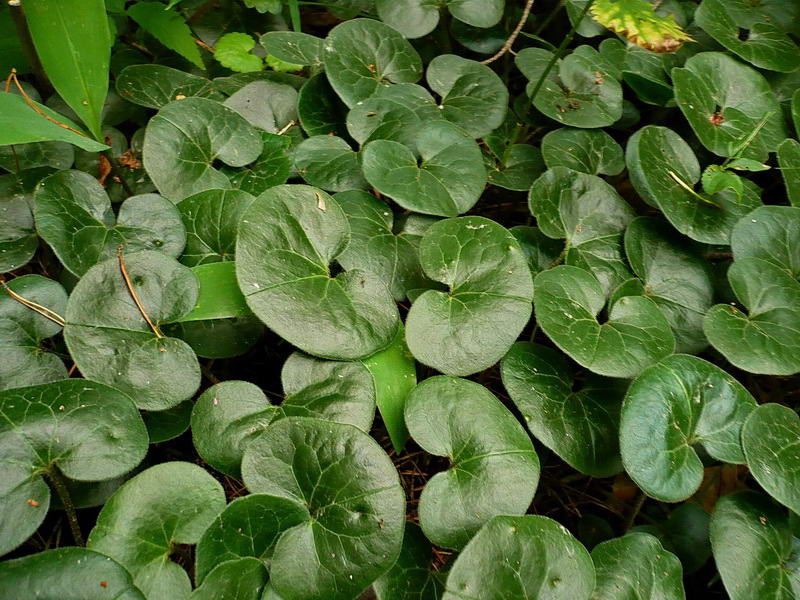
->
731, 205, 800, 279
241, 417, 405, 600
87, 462, 226, 600
405, 376, 539, 550
406, 216, 533, 376
294, 135, 368, 192
35, 170, 185, 275
0, 379, 147, 557
620, 354, 756, 502
541, 127, 624, 176
711, 491, 800, 600
362, 120, 486, 217
534, 265, 674, 378
442, 515, 595, 600
191, 558, 268, 600
64, 251, 201, 410
143, 97, 263, 202
236, 184, 399, 360
0, 547, 145, 600
501, 342, 624, 477
591, 533, 685, 600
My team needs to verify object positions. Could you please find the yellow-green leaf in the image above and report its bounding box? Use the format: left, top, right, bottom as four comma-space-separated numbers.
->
591, 0, 693, 53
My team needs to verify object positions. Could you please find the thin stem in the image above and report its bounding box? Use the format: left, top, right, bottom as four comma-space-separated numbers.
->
288, 0, 302, 32
482, 0, 536, 64
117, 246, 164, 339
668, 171, 719, 207
276, 120, 296, 135
46, 467, 84, 547
624, 491, 646, 531
533, 0, 565, 36
527, 0, 595, 103
0, 277, 66, 327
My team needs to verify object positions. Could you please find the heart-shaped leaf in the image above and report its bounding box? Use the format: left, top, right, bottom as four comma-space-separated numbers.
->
704, 257, 800, 375
143, 97, 263, 202
195, 494, 309, 584
362, 120, 486, 217
1, 274, 67, 391
731, 205, 800, 278
222, 81, 297, 135
695, 0, 800, 73
177, 189, 254, 266
142, 401, 192, 444
441, 515, 595, 600
35, 170, 185, 275
626, 125, 762, 244
335, 190, 428, 301
672, 52, 787, 161
260, 31, 324, 67
534, 265, 675, 378
0, 547, 145, 599
236, 184, 399, 360
322, 18, 423, 108
192, 353, 375, 477
116, 65, 214, 109
710, 491, 800, 600
742, 403, 800, 514
241, 417, 405, 600
191, 558, 268, 600
376, 0, 504, 39
516, 46, 623, 128
373, 522, 445, 600
501, 342, 624, 477
510, 226, 563, 276
541, 127, 624, 175
624, 217, 714, 353
178, 262, 251, 321
297, 73, 348, 137
64, 251, 201, 410
0, 379, 148, 556
228, 132, 292, 196
486, 144, 546, 191
87, 462, 226, 600
529, 166, 635, 295
294, 135, 368, 192
591, 533, 685, 599
405, 216, 533, 376
0, 175, 37, 273
406, 376, 540, 549
620, 354, 756, 502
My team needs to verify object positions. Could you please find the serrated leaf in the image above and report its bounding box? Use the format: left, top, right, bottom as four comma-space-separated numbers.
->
215, 32, 263, 73
128, 2, 204, 69
591, 0, 693, 53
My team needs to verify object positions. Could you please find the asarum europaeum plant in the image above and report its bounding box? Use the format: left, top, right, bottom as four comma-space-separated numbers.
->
1, 0, 800, 598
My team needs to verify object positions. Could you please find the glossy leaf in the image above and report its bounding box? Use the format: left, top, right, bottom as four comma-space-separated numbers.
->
179, 262, 251, 321
541, 127, 624, 176
0, 175, 37, 273
191, 558, 268, 600
128, 2, 204, 69
215, 33, 262, 73
778, 139, 800, 207
510, 226, 563, 276
486, 144, 546, 191
373, 522, 445, 600
260, 31, 323, 67
297, 73, 348, 137
294, 136, 367, 192
731, 205, 800, 278
116, 65, 213, 109
406, 376, 539, 549
222, 81, 297, 133
405, 216, 533, 376
591, 0, 692, 53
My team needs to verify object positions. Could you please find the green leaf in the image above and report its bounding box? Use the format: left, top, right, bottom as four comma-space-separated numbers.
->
23, 0, 110, 139
0, 274, 67, 391
626, 125, 763, 244
442, 515, 595, 600
0, 92, 109, 152
486, 144, 546, 191
591, 533, 685, 599
590, 0, 693, 53
142, 401, 192, 444
260, 31, 324, 67
195, 494, 308, 584
373, 522, 446, 600
191, 558, 268, 600
727, 157, 770, 172
0, 548, 145, 600
35, 170, 185, 276
297, 73, 349, 137
742, 404, 800, 514
426, 54, 508, 139
633, 502, 711, 575
624, 217, 714, 353
779, 139, 800, 207
215, 32, 263, 73
704, 257, 800, 375
374, 0, 440, 39
0, 175, 37, 273
222, 81, 297, 133
165, 317, 263, 359
406, 376, 539, 550
362, 121, 486, 217
116, 65, 214, 109
236, 184, 400, 360
335, 190, 429, 301
128, 2, 204, 69
501, 342, 624, 477
241, 417, 405, 600
702, 165, 744, 198
87, 462, 226, 600
620, 354, 756, 502
406, 216, 533, 376
294, 136, 368, 192
534, 265, 675, 378
710, 491, 800, 600
451, 18, 506, 54
695, 0, 800, 73
0, 139, 74, 173
529, 167, 635, 295
322, 18, 423, 108
731, 205, 800, 279
672, 52, 787, 161
229, 132, 292, 196
179, 262, 251, 321
64, 251, 201, 410
541, 127, 624, 176
516, 46, 623, 128
0, 379, 148, 556
143, 97, 263, 202
177, 189, 255, 267
510, 226, 563, 276
0, 3, 28, 75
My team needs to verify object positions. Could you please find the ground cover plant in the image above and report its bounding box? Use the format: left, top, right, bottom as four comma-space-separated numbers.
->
1, 0, 800, 598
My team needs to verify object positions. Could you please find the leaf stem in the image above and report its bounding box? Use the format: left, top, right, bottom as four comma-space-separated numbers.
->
624, 491, 646, 531
46, 466, 84, 547
117, 246, 164, 339
0, 277, 66, 327
668, 170, 719, 207
482, 0, 536, 65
